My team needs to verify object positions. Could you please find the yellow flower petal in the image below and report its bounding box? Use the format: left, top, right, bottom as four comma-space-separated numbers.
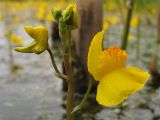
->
96, 67, 149, 107
87, 31, 104, 80
107, 16, 118, 25
128, 34, 134, 41
131, 17, 139, 28
103, 21, 109, 30
15, 26, 48, 54
96, 47, 127, 80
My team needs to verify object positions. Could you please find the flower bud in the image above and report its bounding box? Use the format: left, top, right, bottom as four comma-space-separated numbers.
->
52, 8, 62, 22
15, 26, 48, 54
62, 4, 79, 29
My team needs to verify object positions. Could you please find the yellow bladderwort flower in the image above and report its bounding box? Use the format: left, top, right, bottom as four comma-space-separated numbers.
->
15, 26, 48, 54
10, 34, 23, 45
107, 16, 118, 25
36, 5, 46, 22
103, 21, 109, 30
128, 34, 134, 41
131, 17, 139, 28
87, 31, 149, 107
0, 14, 3, 21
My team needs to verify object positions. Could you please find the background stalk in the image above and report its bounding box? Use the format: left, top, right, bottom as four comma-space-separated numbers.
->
136, 18, 141, 60
121, 0, 135, 50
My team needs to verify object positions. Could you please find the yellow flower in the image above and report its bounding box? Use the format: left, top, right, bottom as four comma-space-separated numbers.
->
46, 13, 52, 22
87, 31, 149, 107
15, 26, 48, 54
128, 34, 134, 41
10, 34, 23, 45
103, 21, 109, 30
107, 16, 118, 25
0, 14, 3, 21
36, 6, 46, 21
131, 17, 139, 28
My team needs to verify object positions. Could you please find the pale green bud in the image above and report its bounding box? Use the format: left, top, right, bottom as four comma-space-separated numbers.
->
62, 4, 79, 29
52, 8, 62, 22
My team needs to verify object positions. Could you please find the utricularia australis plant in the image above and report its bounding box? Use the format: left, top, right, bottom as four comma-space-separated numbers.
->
15, 3, 149, 120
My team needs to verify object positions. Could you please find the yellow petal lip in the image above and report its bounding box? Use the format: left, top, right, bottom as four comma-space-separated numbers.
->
96, 67, 149, 107
24, 26, 48, 39
24, 26, 34, 38
15, 25, 49, 54
87, 30, 104, 80
87, 30, 128, 80
95, 47, 128, 80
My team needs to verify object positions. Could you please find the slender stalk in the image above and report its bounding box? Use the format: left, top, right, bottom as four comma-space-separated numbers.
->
60, 29, 74, 120
71, 79, 93, 114
121, 0, 135, 50
136, 19, 141, 59
63, 53, 74, 120
47, 48, 68, 80
158, 8, 160, 44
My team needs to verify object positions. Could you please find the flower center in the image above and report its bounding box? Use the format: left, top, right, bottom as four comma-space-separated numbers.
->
96, 46, 128, 80
104, 47, 128, 65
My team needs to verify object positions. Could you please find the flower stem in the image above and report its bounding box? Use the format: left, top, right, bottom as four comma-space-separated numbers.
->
136, 19, 141, 60
47, 48, 68, 80
71, 79, 93, 114
121, 0, 135, 50
63, 53, 74, 120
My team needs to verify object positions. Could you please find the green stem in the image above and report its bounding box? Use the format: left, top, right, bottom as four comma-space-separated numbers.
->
47, 48, 68, 80
121, 0, 135, 50
71, 79, 93, 114
60, 28, 74, 120
136, 19, 141, 60
64, 53, 74, 120
158, 8, 160, 44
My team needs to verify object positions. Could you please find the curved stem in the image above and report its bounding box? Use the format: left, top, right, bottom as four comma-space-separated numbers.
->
47, 48, 68, 80
71, 79, 93, 114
